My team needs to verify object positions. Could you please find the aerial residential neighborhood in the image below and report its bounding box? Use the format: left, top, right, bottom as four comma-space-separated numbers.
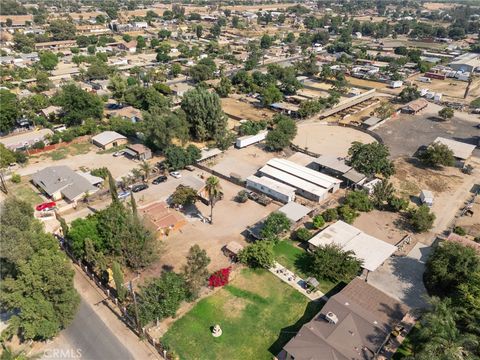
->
0, 0, 479, 359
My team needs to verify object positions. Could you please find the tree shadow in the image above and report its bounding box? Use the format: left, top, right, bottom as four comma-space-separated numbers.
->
268, 299, 326, 357
294, 252, 312, 276
392, 214, 412, 232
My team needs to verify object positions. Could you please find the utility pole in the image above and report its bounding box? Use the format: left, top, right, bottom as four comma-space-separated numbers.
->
130, 280, 142, 335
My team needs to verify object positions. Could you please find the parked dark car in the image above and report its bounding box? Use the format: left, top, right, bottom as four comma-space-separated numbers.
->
152, 175, 168, 184
132, 183, 149, 192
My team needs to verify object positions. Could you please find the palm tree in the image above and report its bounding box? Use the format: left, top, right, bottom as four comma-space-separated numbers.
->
139, 161, 152, 182
205, 176, 222, 224
131, 168, 143, 182
411, 297, 479, 360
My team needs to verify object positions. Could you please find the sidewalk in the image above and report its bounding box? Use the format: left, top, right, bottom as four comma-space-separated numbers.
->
269, 262, 326, 301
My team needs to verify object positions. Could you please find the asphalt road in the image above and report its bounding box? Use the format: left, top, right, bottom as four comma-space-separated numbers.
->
43, 299, 134, 360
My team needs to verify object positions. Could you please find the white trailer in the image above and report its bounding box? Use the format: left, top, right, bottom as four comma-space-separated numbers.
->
418, 77, 432, 83
235, 130, 268, 148
389, 80, 403, 88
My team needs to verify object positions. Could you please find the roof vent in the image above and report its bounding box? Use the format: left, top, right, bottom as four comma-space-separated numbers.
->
325, 312, 338, 324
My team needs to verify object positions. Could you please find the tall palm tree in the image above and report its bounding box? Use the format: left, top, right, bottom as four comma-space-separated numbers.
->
139, 161, 152, 182
205, 176, 222, 224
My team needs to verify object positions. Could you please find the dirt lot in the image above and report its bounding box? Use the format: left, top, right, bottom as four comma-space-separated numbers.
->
209, 143, 277, 179
411, 76, 480, 103
453, 195, 480, 238
292, 123, 376, 157
354, 210, 405, 246
221, 97, 274, 122
375, 103, 480, 158
141, 180, 280, 279
390, 157, 480, 242
423, 2, 455, 10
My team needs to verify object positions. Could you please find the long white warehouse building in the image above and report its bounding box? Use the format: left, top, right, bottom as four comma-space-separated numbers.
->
258, 158, 342, 202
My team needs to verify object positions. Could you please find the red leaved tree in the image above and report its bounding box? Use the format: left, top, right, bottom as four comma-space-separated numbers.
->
208, 267, 231, 287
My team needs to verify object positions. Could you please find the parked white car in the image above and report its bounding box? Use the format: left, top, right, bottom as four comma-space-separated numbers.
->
170, 171, 182, 179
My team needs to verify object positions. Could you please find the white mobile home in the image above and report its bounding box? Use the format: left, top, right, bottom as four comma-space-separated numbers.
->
236, 130, 268, 148
246, 175, 295, 203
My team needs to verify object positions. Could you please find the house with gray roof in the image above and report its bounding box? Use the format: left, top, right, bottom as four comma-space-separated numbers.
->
283, 278, 410, 360
31, 166, 98, 202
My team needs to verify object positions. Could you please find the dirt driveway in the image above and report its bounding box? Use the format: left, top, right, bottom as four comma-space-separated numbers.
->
140, 180, 280, 280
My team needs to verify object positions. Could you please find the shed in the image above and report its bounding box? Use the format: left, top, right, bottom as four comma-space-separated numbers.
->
223, 241, 244, 260
362, 116, 382, 128
91, 131, 127, 150
125, 144, 152, 160
278, 202, 312, 224
420, 190, 434, 206
401, 98, 429, 114
198, 148, 222, 162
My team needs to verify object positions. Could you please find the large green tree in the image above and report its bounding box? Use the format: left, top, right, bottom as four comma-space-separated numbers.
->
424, 242, 480, 298
48, 20, 76, 40
409, 205, 435, 233
0, 90, 19, 133
0, 197, 79, 341
39, 51, 59, 71
55, 84, 103, 126
143, 110, 189, 151
305, 244, 363, 283
421, 142, 455, 168
181, 87, 226, 141
265, 115, 297, 151
137, 272, 188, 326
182, 245, 211, 299
348, 141, 395, 177
238, 241, 275, 269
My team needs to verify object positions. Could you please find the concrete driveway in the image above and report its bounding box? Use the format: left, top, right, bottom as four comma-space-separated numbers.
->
367, 242, 431, 310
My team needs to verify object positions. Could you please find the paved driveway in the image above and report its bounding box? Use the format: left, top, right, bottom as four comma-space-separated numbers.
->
367, 243, 431, 310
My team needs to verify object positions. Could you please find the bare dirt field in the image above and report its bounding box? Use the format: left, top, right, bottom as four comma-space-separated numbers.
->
423, 2, 455, 10
411, 76, 480, 103
354, 210, 405, 246
140, 180, 280, 279
455, 196, 480, 239
292, 123, 376, 157
390, 157, 480, 242
375, 103, 480, 158
221, 97, 274, 121
209, 143, 277, 179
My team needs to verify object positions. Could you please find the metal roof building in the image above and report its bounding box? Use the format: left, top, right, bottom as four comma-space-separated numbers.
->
308, 221, 397, 272
433, 137, 476, 161
258, 158, 341, 202
278, 202, 312, 223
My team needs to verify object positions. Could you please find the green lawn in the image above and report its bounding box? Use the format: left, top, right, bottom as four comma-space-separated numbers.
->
273, 240, 338, 294
9, 180, 43, 206
161, 268, 324, 360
